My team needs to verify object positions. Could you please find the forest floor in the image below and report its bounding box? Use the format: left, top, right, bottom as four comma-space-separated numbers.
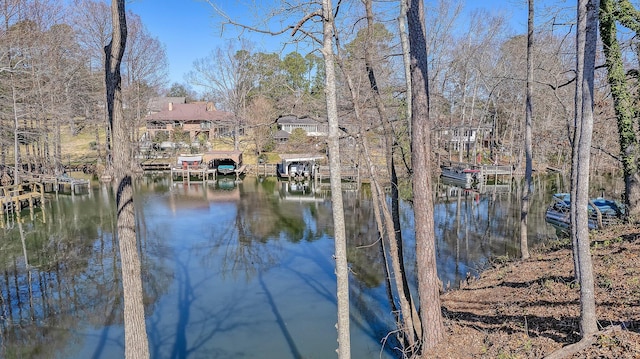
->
423, 224, 640, 358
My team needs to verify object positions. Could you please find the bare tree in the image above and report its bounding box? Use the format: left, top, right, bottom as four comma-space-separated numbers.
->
105, 0, 149, 358
72, 0, 113, 165
399, 0, 412, 136
187, 41, 254, 150
363, 0, 421, 350
122, 13, 168, 160
406, 0, 444, 352
0, 2, 63, 179
571, 0, 599, 338
546, 3, 601, 359
520, 0, 534, 260
320, 0, 351, 356
331, 2, 421, 352
245, 96, 277, 157
205, 1, 352, 356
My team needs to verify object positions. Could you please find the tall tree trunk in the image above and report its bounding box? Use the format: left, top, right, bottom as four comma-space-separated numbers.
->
406, 0, 444, 352
571, 0, 599, 338
520, 0, 534, 260
363, 0, 419, 348
321, 0, 351, 357
399, 0, 412, 138
105, 1, 150, 358
332, 22, 420, 352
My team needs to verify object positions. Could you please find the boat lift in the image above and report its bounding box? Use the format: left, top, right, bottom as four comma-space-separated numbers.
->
276, 154, 325, 179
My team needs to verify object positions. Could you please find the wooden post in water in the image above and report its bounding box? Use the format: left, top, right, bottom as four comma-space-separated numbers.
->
27, 184, 35, 221
28, 188, 34, 220
0, 196, 5, 229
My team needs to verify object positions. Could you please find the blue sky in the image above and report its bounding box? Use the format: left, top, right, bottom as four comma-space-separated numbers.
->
128, 0, 531, 87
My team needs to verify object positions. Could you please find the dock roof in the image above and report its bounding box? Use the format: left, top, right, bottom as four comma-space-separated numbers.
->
203, 150, 243, 163
279, 154, 325, 163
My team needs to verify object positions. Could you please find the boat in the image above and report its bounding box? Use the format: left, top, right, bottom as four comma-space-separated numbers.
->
278, 161, 310, 178
276, 154, 324, 179
215, 159, 237, 175
203, 151, 243, 176
544, 193, 626, 230
177, 153, 203, 169
440, 165, 482, 188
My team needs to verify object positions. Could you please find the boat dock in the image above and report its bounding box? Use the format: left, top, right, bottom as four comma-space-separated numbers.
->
276, 154, 324, 179
1, 172, 91, 219
24, 174, 90, 194
168, 151, 247, 183
1, 183, 45, 218
315, 165, 359, 182
254, 163, 279, 177
170, 165, 217, 183
440, 160, 513, 183
170, 164, 247, 183
10, 168, 91, 194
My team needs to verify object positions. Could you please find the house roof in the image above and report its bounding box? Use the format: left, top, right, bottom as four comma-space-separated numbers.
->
276, 115, 325, 125
146, 102, 233, 122
273, 130, 290, 139
147, 97, 186, 113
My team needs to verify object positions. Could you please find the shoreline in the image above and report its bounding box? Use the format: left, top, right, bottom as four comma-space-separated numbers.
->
425, 224, 640, 358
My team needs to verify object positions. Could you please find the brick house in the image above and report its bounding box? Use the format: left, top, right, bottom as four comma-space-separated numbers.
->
146, 96, 186, 114
145, 100, 236, 143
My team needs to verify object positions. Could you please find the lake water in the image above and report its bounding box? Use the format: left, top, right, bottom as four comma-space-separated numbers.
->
0, 173, 606, 358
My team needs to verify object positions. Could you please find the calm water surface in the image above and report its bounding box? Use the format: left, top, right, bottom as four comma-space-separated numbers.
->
0, 173, 610, 358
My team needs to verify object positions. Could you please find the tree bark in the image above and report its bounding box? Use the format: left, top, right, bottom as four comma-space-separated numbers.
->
406, 0, 444, 352
398, 0, 412, 138
520, 0, 534, 260
105, 1, 150, 358
321, 0, 351, 357
571, 0, 600, 338
363, 0, 419, 348
330, 18, 420, 352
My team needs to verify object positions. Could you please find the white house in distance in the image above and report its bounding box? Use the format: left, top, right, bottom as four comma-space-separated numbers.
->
275, 115, 328, 141
433, 124, 493, 152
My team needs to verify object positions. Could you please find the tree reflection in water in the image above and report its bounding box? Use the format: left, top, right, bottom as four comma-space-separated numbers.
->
0, 174, 616, 358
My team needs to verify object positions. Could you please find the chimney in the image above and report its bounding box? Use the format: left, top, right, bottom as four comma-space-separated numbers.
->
206, 102, 215, 112
168, 102, 173, 111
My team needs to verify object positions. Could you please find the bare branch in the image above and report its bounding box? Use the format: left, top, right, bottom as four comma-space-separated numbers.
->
205, 1, 325, 45
292, 10, 322, 37
591, 144, 620, 162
